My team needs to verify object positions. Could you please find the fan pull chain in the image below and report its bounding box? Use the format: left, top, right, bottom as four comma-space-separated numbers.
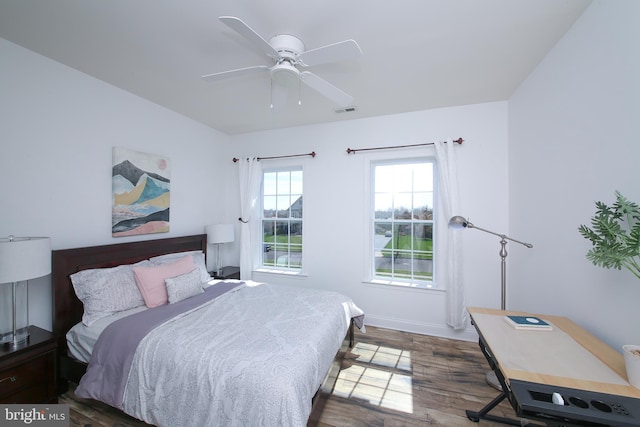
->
298, 74, 302, 106
270, 78, 274, 109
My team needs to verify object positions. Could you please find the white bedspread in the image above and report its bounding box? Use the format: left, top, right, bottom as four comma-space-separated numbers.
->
121, 281, 364, 427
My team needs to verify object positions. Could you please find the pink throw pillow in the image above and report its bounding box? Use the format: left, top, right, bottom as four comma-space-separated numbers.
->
133, 255, 195, 308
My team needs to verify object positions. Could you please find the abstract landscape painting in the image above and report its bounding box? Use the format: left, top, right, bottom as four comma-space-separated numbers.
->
112, 147, 170, 237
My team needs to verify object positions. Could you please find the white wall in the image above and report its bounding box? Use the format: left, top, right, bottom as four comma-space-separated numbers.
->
228, 102, 509, 340
3, 35, 510, 341
6, 0, 637, 349
0, 39, 230, 331
508, 0, 640, 350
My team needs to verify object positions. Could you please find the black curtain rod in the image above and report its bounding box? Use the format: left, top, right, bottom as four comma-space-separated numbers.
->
346, 138, 464, 155
233, 151, 316, 163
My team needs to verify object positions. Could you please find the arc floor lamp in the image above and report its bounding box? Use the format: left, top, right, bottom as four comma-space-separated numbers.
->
448, 216, 533, 389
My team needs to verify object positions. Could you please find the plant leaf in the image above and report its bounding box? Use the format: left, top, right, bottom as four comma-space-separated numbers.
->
579, 191, 640, 279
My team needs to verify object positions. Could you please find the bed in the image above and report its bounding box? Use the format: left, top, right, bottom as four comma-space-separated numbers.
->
52, 234, 364, 426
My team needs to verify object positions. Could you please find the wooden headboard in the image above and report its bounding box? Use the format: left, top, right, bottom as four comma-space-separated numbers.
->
52, 234, 207, 389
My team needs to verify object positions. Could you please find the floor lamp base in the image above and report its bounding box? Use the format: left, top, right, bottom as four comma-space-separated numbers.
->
486, 370, 502, 391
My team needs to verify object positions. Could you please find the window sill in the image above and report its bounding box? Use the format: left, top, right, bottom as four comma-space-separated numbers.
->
363, 279, 443, 292
254, 268, 308, 278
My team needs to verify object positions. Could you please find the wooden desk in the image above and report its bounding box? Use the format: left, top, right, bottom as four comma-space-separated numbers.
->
467, 307, 640, 426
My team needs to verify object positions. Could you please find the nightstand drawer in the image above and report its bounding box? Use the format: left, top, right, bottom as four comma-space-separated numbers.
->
0, 326, 57, 404
0, 382, 55, 404
0, 355, 48, 399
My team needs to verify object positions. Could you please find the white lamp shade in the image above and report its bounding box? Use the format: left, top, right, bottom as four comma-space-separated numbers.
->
0, 237, 51, 283
206, 224, 234, 244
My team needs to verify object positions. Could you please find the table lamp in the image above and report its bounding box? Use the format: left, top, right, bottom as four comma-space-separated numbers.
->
448, 216, 532, 390
0, 236, 51, 348
206, 224, 235, 277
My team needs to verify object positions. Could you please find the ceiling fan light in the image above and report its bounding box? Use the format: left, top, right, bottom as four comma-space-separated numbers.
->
271, 62, 299, 87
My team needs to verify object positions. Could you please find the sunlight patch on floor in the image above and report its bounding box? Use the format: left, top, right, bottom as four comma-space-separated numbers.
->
332, 342, 414, 414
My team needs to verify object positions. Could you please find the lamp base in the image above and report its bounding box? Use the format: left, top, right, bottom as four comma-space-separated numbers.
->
0, 326, 30, 349
216, 243, 223, 278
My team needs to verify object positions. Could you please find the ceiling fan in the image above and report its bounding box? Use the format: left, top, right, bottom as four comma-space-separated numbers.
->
202, 16, 362, 108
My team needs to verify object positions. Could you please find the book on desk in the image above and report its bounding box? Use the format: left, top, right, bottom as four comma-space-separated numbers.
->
504, 315, 553, 330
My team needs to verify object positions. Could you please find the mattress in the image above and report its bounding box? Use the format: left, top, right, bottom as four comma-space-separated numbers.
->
66, 305, 148, 363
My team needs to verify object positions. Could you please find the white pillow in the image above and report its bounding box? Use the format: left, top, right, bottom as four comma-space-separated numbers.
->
149, 251, 211, 283
70, 260, 152, 326
165, 268, 204, 304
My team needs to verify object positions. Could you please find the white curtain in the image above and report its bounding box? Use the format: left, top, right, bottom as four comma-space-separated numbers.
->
238, 157, 262, 280
434, 139, 467, 330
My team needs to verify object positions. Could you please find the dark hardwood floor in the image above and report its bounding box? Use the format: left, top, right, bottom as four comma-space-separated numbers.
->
60, 325, 518, 426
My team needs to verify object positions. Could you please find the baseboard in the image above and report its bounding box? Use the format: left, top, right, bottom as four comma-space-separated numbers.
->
363, 314, 478, 342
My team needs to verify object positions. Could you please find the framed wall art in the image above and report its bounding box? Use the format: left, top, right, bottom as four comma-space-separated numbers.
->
112, 147, 170, 237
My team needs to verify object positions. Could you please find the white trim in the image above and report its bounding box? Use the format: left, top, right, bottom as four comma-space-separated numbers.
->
363, 313, 478, 342
260, 160, 307, 275
362, 148, 439, 288
363, 279, 441, 291
253, 268, 308, 278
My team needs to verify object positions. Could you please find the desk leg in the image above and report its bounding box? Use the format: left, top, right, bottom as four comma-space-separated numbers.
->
466, 392, 541, 426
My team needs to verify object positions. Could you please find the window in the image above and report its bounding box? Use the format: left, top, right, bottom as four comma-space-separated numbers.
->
371, 160, 434, 286
261, 168, 303, 270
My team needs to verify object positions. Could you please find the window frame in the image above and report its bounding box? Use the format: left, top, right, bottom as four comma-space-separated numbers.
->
259, 165, 305, 274
366, 155, 438, 289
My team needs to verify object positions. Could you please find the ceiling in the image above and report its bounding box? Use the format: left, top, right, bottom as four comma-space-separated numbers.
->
0, 0, 591, 135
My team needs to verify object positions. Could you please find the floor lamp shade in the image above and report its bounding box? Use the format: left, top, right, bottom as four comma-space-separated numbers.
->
206, 224, 235, 276
0, 236, 51, 347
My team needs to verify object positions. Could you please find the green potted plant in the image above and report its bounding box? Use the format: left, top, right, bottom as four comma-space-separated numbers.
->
579, 191, 640, 388
578, 191, 640, 280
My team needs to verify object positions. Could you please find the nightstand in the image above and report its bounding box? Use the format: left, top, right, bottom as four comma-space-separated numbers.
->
0, 326, 57, 403
210, 266, 240, 280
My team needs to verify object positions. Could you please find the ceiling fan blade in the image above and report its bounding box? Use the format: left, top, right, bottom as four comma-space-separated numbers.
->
298, 40, 362, 67
202, 65, 269, 82
219, 16, 279, 59
300, 71, 354, 107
